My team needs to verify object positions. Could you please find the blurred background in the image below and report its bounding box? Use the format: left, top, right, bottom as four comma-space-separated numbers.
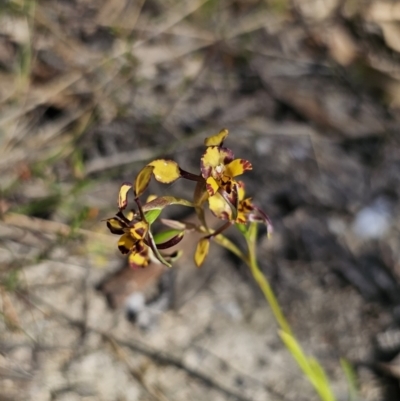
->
1, 0, 400, 400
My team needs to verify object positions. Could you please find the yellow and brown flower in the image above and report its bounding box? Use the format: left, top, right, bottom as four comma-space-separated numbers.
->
199, 129, 252, 220
205, 180, 272, 230
200, 146, 252, 197
106, 213, 151, 268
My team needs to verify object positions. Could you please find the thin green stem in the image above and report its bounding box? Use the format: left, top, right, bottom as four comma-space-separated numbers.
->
246, 227, 292, 335
213, 234, 248, 264
245, 223, 336, 401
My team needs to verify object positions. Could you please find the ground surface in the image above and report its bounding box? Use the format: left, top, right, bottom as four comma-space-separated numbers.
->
1, 0, 400, 400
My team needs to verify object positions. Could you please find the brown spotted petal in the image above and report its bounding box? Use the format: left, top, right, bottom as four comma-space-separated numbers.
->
116, 210, 133, 225
236, 198, 254, 224
205, 176, 219, 196
118, 233, 136, 254
129, 220, 148, 240
219, 193, 238, 221
219, 181, 239, 219
129, 241, 150, 268
240, 198, 254, 212
224, 159, 252, 178
208, 192, 233, 221
106, 218, 126, 235
118, 182, 132, 210
200, 146, 234, 179
207, 179, 239, 221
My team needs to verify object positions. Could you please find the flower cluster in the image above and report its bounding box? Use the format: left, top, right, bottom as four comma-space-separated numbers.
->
105, 129, 272, 268
103, 130, 343, 401
105, 167, 190, 269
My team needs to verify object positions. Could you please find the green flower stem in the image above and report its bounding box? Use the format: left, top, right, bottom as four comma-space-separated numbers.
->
246, 225, 292, 335
213, 234, 248, 263
248, 257, 290, 328
206, 222, 290, 335
245, 223, 336, 401
198, 221, 336, 401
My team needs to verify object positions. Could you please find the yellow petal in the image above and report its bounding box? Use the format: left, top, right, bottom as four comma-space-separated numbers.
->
134, 165, 154, 197
126, 210, 136, 221
237, 181, 245, 202
129, 220, 148, 240
194, 238, 210, 267
118, 183, 132, 210
200, 146, 234, 178
240, 198, 254, 213
106, 218, 125, 234
219, 181, 238, 221
201, 147, 221, 171
129, 246, 149, 268
146, 194, 158, 203
148, 159, 181, 184
236, 210, 247, 224
118, 233, 135, 254
237, 197, 253, 223
201, 146, 233, 172
204, 128, 229, 146
206, 176, 219, 196
208, 193, 232, 220
225, 159, 252, 178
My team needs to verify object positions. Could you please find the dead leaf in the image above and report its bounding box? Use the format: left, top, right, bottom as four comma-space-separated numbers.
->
380, 22, 400, 53
366, 2, 400, 22
328, 25, 358, 66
